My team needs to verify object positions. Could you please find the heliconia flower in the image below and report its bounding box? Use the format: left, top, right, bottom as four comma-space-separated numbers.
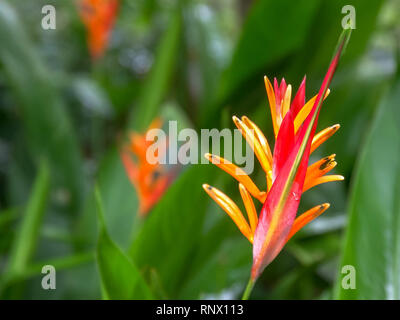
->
78, 0, 119, 60
203, 30, 350, 295
121, 119, 174, 217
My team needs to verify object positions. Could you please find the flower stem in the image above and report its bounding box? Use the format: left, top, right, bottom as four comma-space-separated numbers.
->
241, 277, 255, 300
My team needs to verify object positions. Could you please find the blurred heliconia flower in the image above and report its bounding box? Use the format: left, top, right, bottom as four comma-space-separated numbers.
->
203, 31, 350, 292
121, 119, 174, 217
78, 0, 119, 60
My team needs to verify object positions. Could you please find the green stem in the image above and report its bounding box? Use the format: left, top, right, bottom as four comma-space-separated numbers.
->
241, 277, 255, 300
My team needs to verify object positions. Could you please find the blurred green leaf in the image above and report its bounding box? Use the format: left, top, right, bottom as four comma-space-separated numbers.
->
335, 80, 400, 299
181, 3, 229, 124
201, 0, 320, 124
95, 188, 153, 299
294, 0, 384, 75
1, 160, 50, 298
180, 234, 251, 299
75, 147, 140, 258
0, 207, 19, 230
201, 0, 384, 128
129, 164, 214, 298
5, 160, 50, 278
0, 1, 83, 211
5, 252, 93, 286
129, 8, 182, 131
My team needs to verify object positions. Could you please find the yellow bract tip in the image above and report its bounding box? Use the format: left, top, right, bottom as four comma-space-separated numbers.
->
304, 174, 345, 192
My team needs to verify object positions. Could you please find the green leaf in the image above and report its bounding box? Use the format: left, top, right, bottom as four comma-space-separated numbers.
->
335, 80, 400, 299
95, 188, 153, 299
5, 160, 50, 278
75, 148, 138, 251
179, 234, 251, 299
93, 148, 139, 250
129, 164, 214, 298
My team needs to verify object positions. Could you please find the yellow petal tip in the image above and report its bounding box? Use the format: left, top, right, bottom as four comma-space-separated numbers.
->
322, 203, 330, 209
232, 115, 241, 124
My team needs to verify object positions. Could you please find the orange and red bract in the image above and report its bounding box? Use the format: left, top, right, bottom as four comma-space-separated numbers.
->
121, 119, 174, 217
203, 32, 350, 282
78, 0, 119, 60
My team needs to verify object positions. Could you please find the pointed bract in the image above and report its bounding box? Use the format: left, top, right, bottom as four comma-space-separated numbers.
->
272, 110, 295, 181
291, 76, 306, 117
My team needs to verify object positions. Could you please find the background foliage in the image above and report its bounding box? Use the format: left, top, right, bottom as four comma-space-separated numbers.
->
0, 0, 399, 299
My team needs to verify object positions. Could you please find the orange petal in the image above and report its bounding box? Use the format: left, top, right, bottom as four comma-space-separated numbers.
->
294, 89, 330, 132
204, 153, 266, 202
239, 183, 258, 234
303, 174, 344, 192
264, 76, 278, 137
286, 203, 330, 241
139, 175, 170, 217
202, 184, 253, 242
311, 124, 340, 153
306, 154, 336, 174
266, 170, 272, 191
232, 116, 272, 175
305, 154, 337, 182
241, 116, 273, 166
130, 133, 147, 160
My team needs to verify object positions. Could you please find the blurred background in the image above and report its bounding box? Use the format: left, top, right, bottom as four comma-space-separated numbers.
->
0, 0, 399, 299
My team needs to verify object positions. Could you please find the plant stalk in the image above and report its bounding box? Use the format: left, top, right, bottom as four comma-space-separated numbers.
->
241, 277, 255, 300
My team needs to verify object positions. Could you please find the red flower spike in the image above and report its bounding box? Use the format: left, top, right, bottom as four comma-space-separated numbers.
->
279, 78, 287, 102
273, 78, 280, 101
251, 32, 349, 281
203, 28, 351, 297
121, 119, 175, 217
273, 78, 282, 118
